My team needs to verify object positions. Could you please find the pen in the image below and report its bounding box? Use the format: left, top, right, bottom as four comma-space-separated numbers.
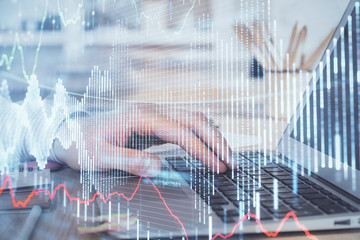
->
16, 205, 42, 240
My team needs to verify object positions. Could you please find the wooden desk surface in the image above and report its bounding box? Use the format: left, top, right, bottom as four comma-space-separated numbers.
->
1, 168, 359, 240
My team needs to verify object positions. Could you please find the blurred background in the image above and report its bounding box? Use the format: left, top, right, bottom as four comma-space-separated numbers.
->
0, 0, 349, 101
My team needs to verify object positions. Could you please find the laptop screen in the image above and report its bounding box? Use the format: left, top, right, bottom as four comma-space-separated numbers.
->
289, 2, 360, 171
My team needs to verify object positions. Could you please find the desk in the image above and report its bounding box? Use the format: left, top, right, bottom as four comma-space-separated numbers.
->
1, 168, 359, 240
2, 70, 359, 239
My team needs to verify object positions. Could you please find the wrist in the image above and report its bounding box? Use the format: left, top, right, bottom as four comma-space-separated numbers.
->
52, 137, 80, 170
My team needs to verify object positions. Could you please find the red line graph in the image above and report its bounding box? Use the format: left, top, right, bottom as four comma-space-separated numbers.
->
0, 175, 318, 240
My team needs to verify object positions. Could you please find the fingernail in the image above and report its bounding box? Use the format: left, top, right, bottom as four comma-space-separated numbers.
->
219, 162, 228, 173
224, 153, 234, 168
143, 158, 159, 177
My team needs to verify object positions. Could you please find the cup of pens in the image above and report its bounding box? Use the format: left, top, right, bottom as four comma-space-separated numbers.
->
234, 22, 335, 120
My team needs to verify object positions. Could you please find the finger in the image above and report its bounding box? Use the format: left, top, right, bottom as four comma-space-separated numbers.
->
161, 109, 233, 168
98, 144, 161, 177
152, 119, 227, 173
186, 112, 233, 167
184, 129, 228, 173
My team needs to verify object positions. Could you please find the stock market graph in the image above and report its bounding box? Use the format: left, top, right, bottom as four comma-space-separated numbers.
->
0, 0, 359, 239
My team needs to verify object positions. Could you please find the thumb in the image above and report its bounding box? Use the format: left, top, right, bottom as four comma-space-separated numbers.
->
99, 146, 161, 177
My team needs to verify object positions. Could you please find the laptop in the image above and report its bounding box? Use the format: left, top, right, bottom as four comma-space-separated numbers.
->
100, 1, 360, 238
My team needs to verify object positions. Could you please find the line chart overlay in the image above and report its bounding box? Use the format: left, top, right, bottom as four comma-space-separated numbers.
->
0, 175, 318, 240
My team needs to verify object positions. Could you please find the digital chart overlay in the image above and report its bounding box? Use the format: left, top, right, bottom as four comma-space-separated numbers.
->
0, 175, 319, 240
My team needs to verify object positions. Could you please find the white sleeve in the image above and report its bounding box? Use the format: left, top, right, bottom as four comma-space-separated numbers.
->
0, 77, 73, 169
0, 95, 35, 167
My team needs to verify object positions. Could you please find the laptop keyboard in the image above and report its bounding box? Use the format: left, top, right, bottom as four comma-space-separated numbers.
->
165, 152, 359, 223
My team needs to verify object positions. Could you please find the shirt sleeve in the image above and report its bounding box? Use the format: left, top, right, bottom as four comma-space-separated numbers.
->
0, 77, 77, 169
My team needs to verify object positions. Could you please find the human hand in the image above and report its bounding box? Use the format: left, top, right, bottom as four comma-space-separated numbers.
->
53, 104, 232, 177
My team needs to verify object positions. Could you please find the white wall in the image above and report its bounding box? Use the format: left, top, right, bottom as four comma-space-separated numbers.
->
271, 0, 350, 58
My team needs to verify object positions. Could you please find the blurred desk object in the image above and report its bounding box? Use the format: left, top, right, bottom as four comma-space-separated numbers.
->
0, 168, 359, 239
0, 168, 100, 240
